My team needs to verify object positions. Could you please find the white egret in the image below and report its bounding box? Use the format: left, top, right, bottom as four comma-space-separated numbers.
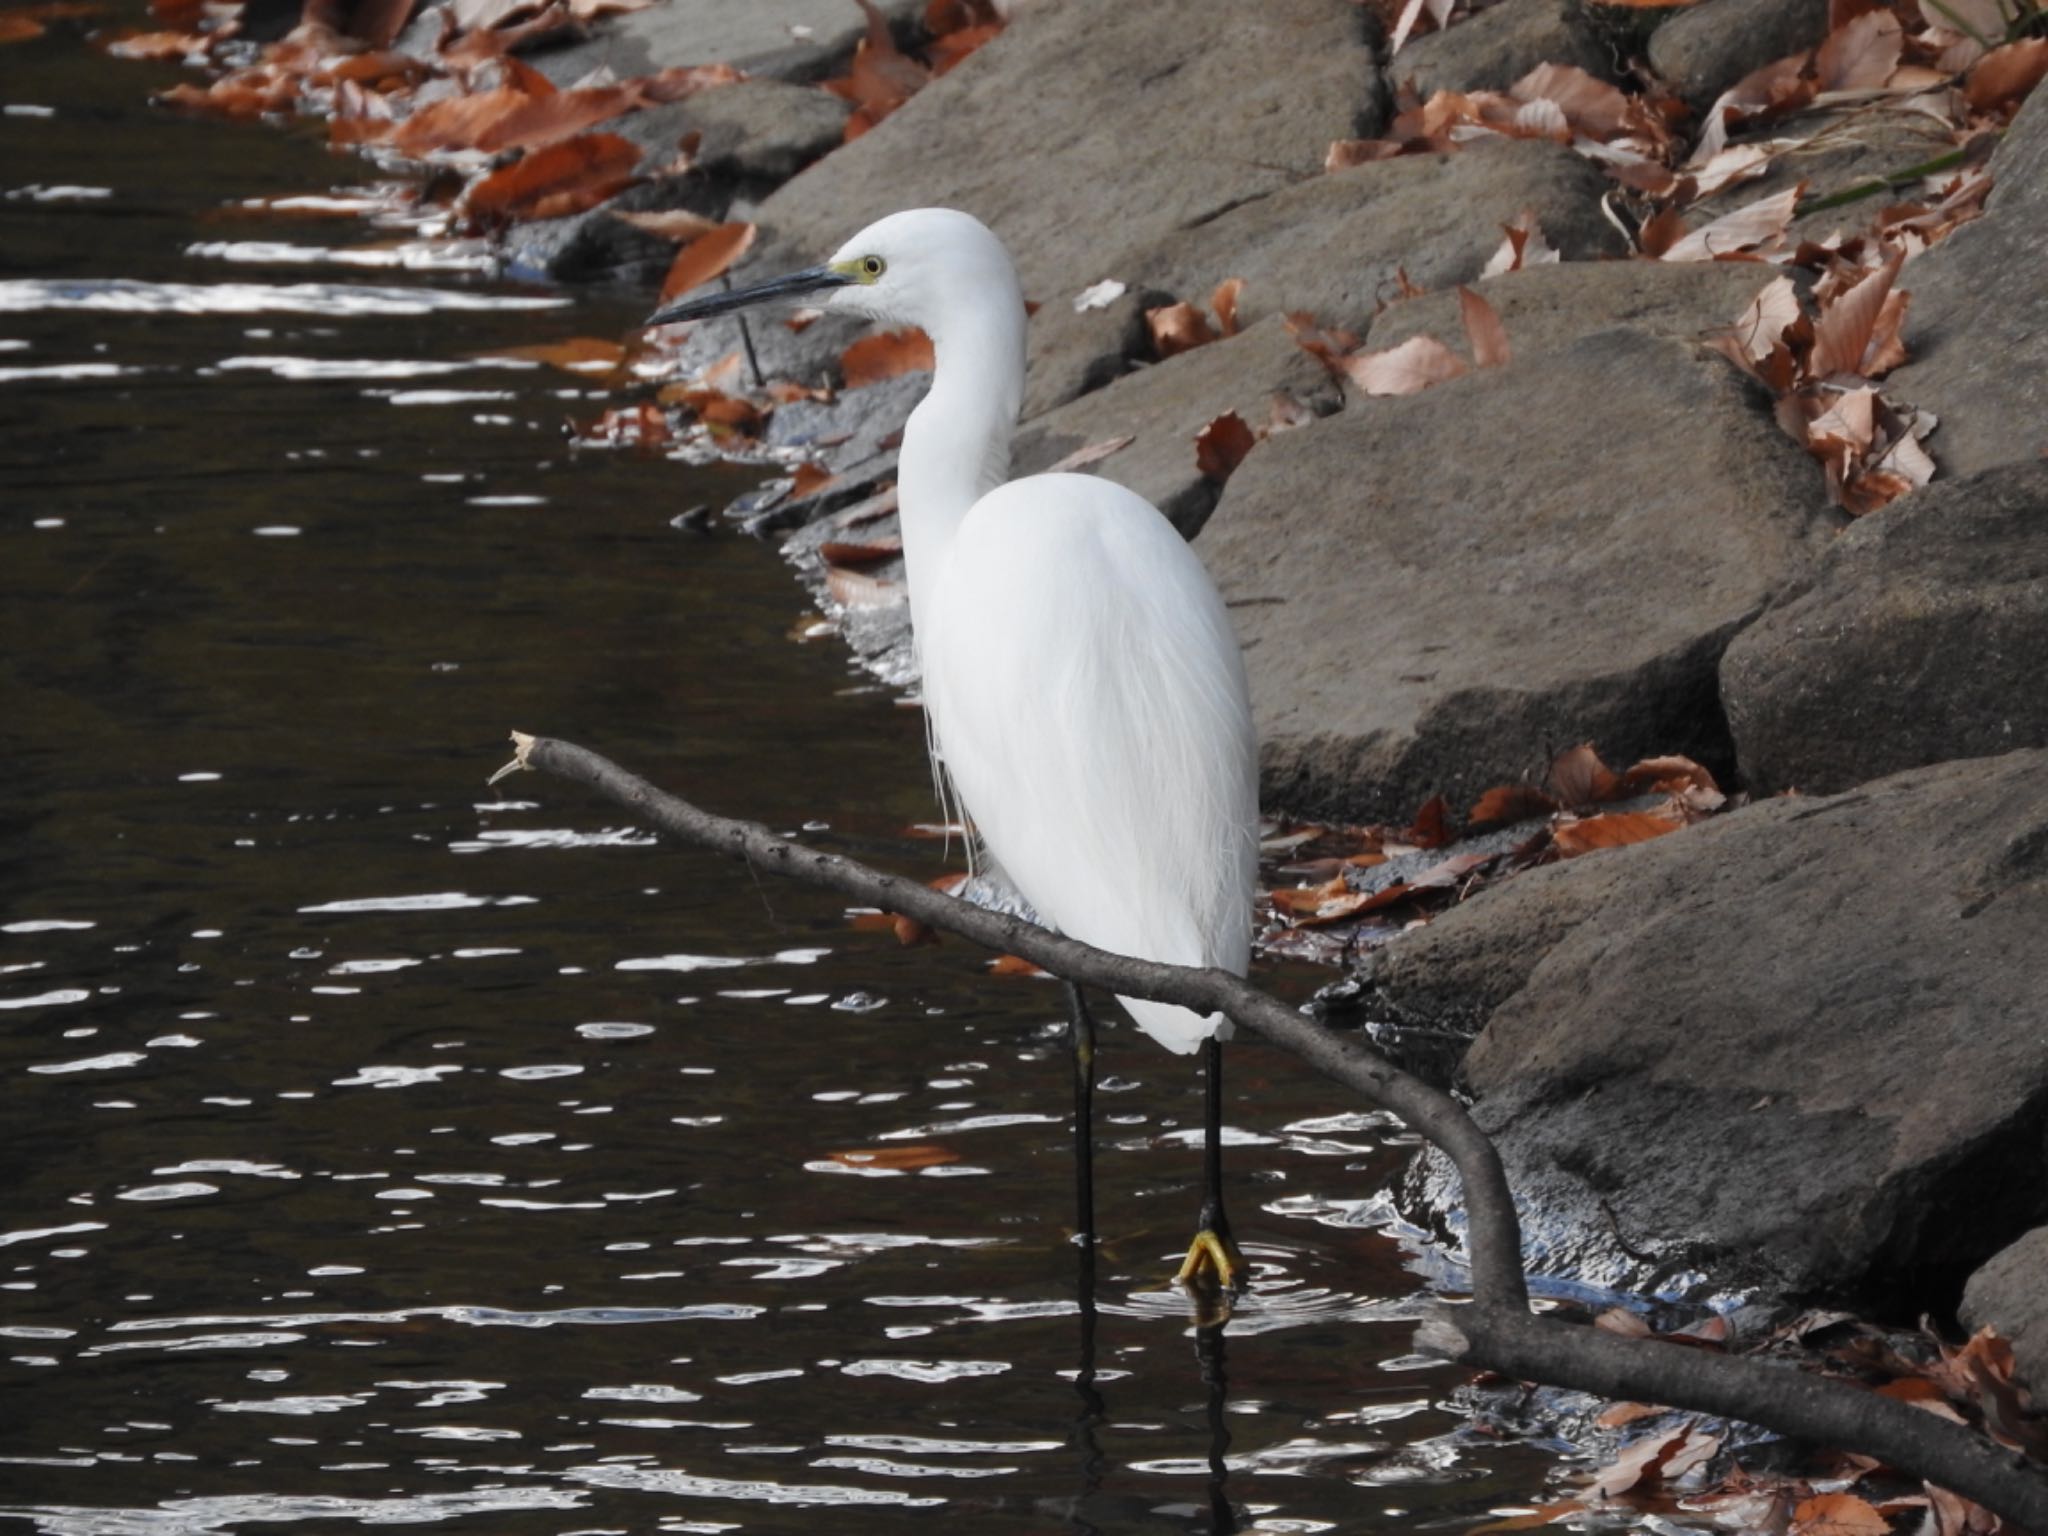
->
648, 208, 1259, 1291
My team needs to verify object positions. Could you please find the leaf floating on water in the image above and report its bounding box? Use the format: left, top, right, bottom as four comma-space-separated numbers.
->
481, 336, 627, 378
827, 1144, 958, 1170
840, 327, 933, 387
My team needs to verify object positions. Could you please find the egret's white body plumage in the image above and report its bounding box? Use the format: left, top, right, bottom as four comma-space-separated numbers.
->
821, 208, 1259, 1055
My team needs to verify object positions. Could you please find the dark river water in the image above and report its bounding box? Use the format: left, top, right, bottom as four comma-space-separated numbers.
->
0, 17, 1563, 1533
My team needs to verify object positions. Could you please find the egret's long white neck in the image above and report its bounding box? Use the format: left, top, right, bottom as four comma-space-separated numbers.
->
894, 290, 1027, 641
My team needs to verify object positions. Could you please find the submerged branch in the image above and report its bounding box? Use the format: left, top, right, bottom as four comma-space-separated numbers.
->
496, 730, 2048, 1529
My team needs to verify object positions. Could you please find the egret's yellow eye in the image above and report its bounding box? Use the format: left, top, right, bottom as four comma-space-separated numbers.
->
858, 255, 885, 280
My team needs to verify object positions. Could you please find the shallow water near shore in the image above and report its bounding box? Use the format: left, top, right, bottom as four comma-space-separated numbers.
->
0, 18, 1564, 1532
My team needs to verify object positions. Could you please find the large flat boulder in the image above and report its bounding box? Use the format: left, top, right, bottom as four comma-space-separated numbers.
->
1887, 89, 2048, 477
1012, 317, 1342, 537
527, 0, 924, 87
1202, 325, 1834, 822
1960, 1228, 2048, 1400
1721, 462, 2048, 795
1380, 749, 2048, 1301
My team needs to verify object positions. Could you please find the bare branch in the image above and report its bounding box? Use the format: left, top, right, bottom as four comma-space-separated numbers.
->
498, 731, 2048, 1528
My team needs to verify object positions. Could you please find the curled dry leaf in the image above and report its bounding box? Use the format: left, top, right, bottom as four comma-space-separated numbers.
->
1146, 300, 1217, 360
1210, 277, 1245, 338
1469, 784, 1559, 827
463, 131, 639, 222
1660, 183, 1804, 262
1458, 285, 1511, 369
390, 83, 639, 156
1807, 246, 1905, 378
987, 953, 1049, 977
818, 536, 902, 568
1813, 7, 1902, 93
1789, 1492, 1890, 1536
1481, 210, 1559, 277
1194, 411, 1258, 483
841, 326, 934, 387
1547, 742, 1622, 807
657, 220, 756, 304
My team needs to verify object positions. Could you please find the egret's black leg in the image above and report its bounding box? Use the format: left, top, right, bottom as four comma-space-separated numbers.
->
1065, 981, 1097, 1250
1176, 1036, 1246, 1292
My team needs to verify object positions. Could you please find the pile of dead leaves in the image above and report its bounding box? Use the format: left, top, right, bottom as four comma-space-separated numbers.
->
821, 0, 1001, 141
1259, 743, 1726, 955
1488, 1311, 2046, 1534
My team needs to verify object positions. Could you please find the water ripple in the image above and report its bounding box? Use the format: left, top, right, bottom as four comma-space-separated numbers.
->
0, 278, 567, 316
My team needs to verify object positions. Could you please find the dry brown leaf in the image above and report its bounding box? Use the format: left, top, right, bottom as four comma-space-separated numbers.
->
1469, 784, 1559, 826
1586, 1424, 1689, 1498
828, 1143, 957, 1170
1553, 809, 1684, 856
1660, 183, 1805, 262
463, 132, 639, 223
1965, 35, 2048, 113
828, 0, 928, 138
1194, 411, 1258, 483
1340, 333, 1467, 396
1512, 61, 1634, 139
928, 20, 999, 73
818, 537, 902, 567
613, 207, 721, 243
1814, 8, 1902, 92
1808, 246, 1905, 378
388, 84, 636, 156
1147, 300, 1217, 359
841, 326, 934, 387
657, 220, 756, 305
1595, 1401, 1669, 1429
1458, 285, 1511, 369
825, 566, 903, 610
1210, 276, 1245, 338
1547, 743, 1622, 807
1789, 1492, 1890, 1536
481, 336, 627, 376
987, 953, 1048, 977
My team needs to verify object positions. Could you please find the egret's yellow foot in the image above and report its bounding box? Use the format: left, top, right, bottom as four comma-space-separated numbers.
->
1175, 1226, 1247, 1291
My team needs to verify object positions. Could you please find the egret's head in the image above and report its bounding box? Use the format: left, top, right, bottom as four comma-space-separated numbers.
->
644, 207, 1021, 341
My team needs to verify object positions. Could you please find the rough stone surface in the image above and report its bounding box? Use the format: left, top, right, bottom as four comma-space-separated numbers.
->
1201, 326, 1834, 822
1379, 750, 2048, 1301
1721, 461, 2048, 795
1887, 89, 2048, 478
1021, 284, 1169, 421
1112, 139, 1627, 338
523, 0, 925, 88
1365, 258, 1789, 360
1960, 1228, 2048, 1398
1012, 317, 1344, 537
1647, 0, 1830, 111
1391, 0, 1620, 98
664, 79, 853, 188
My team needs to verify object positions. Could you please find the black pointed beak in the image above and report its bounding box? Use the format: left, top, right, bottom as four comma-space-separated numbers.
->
644, 265, 853, 328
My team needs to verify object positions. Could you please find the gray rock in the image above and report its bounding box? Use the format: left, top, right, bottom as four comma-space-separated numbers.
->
1391, 0, 1620, 99
1366, 258, 1792, 360
1887, 88, 2048, 479
1382, 749, 2048, 1300
664, 78, 853, 188
1116, 138, 1625, 339
1012, 316, 1343, 537
1202, 326, 1834, 822
526, 0, 926, 89
745, 0, 1385, 305
1720, 461, 2048, 795
1961, 1228, 2048, 1399
1022, 284, 1167, 421
1647, 0, 1830, 112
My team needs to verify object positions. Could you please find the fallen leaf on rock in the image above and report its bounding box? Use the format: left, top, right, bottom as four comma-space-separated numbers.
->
841, 327, 933, 387
789, 461, 833, 499
1194, 411, 1257, 483
1807, 246, 1904, 377
1482, 209, 1558, 277
1552, 808, 1684, 855
1469, 783, 1559, 826
818, 537, 902, 567
463, 131, 638, 223
1404, 794, 1451, 850
827, 0, 928, 139
391, 83, 639, 156
1210, 277, 1245, 338
1339, 333, 1468, 396
157, 68, 301, 118
1789, 1492, 1890, 1536
1814, 7, 1902, 93
613, 208, 721, 242
1547, 742, 1622, 807
1146, 300, 1216, 360
1965, 36, 2048, 114
928, 19, 999, 73
657, 220, 756, 305
1458, 285, 1511, 368
829, 1144, 957, 1170
636, 63, 745, 103
1660, 183, 1804, 262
